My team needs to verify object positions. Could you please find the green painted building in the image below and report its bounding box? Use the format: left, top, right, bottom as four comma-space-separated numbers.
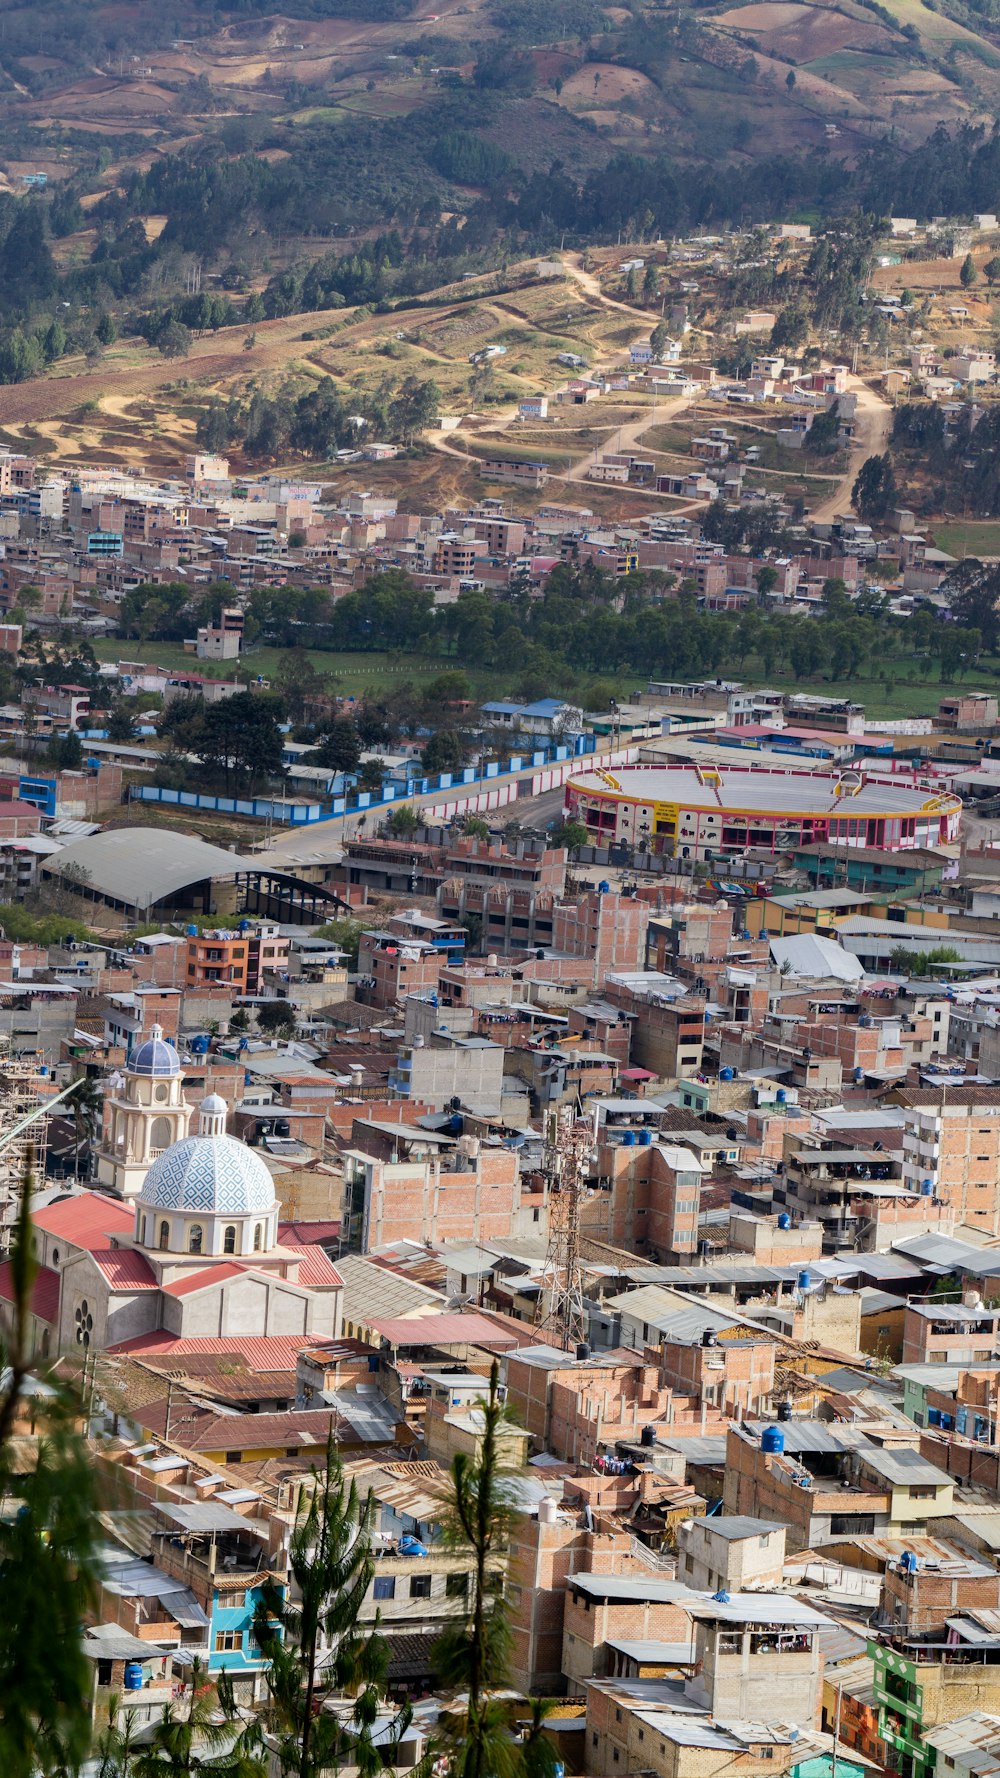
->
869, 1640, 932, 1778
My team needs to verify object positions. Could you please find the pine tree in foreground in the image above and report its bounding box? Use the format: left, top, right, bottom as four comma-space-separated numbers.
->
432, 1361, 560, 1778
253, 1430, 411, 1778
0, 1159, 104, 1778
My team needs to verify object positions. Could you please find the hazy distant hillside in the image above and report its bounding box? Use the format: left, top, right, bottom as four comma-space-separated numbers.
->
0, 0, 996, 380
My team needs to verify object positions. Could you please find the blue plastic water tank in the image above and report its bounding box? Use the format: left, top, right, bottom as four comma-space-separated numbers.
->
761, 1427, 785, 1454
623, 1131, 636, 1146
238, 918, 251, 932
186, 924, 198, 937
123, 1663, 144, 1692
639, 1129, 653, 1146
854, 1067, 864, 1082
776, 1088, 786, 1104
598, 880, 610, 893
777, 1212, 791, 1230
921, 1177, 934, 1196
190, 1034, 209, 1055
797, 1269, 812, 1291
720, 1066, 734, 1081
399, 1534, 428, 1556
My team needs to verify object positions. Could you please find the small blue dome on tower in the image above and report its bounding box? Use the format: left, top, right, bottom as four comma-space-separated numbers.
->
129, 1023, 181, 1079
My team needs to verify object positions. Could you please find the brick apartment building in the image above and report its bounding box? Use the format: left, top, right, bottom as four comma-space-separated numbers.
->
340, 1139, 536, 1252
899, 1087, 1000, 1234
507, 1509, 644, 1694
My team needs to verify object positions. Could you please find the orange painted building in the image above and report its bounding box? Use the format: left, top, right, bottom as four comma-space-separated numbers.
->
185, 929, 249, 992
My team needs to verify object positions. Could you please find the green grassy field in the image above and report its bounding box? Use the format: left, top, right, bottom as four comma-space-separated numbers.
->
94, 641, 1000, 724
94, 640, 644, 704
737, 663, 1000, 720
932, 523, 1000, 559
876, 0, 1000, 54
94, 639, 514, 694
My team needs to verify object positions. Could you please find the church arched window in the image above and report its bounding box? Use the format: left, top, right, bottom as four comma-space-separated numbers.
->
150, 1116, 172, 1151
253, 1223, 263, 1252
189, 1225, 203, 1254
224, 1225, 237, 1254
158, 1220, 170, 1250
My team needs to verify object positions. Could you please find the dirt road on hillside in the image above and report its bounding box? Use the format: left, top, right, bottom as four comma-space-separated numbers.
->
808, 379, 893, 524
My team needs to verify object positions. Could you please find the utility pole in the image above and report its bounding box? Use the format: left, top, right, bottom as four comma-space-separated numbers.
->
536, 1103, 596, 1351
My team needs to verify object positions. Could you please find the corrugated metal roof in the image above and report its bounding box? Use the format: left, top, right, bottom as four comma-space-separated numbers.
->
163, 1263, 243, 1298
743, 1420, 873, 1455
91, 1249, 158, 1290
894, 1233, 994, 1269
908, 1300, 1000, 1321
46, 827, 256, 907
327, 1388, 398, 1443
568, 1574, 690, 1602
606, 1285, 750, 1342
368, 1312, 523, 1350
99, 1554, 210, 1628
635, 1716, 743, 1750
83, 1626, 166, 1662
33, 1190, 133, 1248
106, 1332, 331, 1369
0, 1259, 59, 1324
947, 1613, 1000, 1646
685, 1592, 834, 1626
154, 1501, 255, 1533
337, 1253, 445, 1322
657, 1435, 729, 1464
692, 1516, 784, 1541
858, 1446, 951, 1486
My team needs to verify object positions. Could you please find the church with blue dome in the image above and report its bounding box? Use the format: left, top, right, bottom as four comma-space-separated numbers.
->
61, 1026, 343, 1353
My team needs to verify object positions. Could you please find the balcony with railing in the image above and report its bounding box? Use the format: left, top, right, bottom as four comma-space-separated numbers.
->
150, 1529, 270, 1596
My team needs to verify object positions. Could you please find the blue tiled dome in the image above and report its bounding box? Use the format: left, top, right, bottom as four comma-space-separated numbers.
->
139, 1134, 277, 1216
129, 1023, 181, 1078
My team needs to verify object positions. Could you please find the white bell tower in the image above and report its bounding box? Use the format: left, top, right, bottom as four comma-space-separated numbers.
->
94, 1024, 192, 1201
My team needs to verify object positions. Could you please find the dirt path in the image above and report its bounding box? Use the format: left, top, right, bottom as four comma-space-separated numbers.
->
561, 254, 653, 322
808, 378, 893, 523
424, 252, 697, 484
562, 392, 691, 481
